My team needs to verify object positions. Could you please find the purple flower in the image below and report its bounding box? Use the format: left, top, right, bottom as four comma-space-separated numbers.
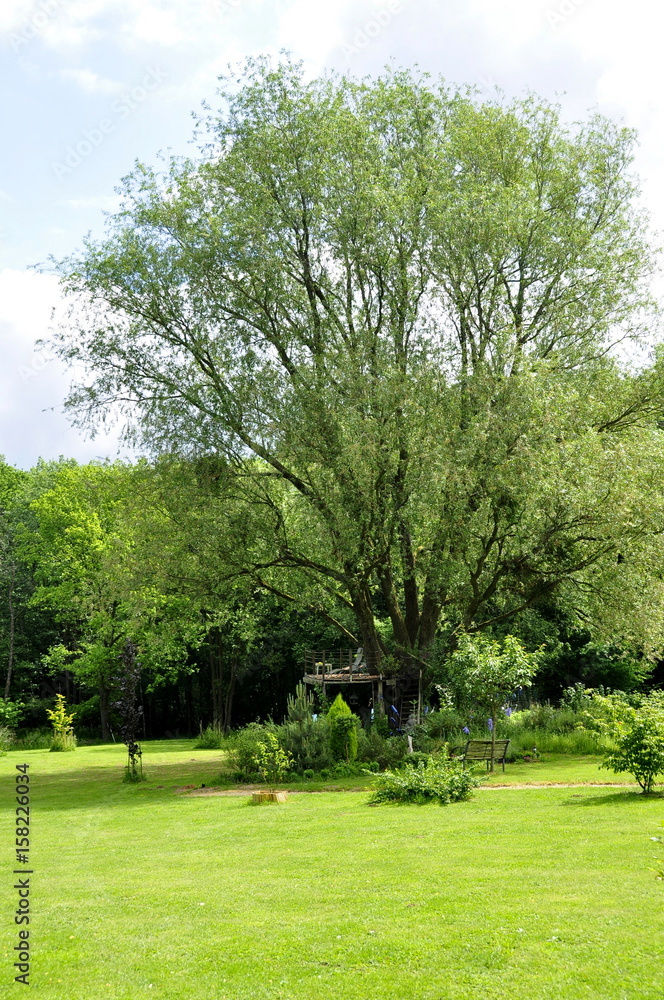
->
487, 718, 494, 732
504, 707, 512, 717
462, 726, 470, 735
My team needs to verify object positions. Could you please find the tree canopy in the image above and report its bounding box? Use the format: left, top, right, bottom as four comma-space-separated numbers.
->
50, 58, 664, 677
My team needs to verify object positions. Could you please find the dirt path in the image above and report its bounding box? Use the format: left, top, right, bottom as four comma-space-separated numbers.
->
178, 781, 642, 796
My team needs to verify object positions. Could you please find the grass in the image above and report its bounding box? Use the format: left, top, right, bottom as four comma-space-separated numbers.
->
2, 741, 663, 999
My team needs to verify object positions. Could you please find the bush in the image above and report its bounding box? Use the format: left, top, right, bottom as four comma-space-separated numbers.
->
600, 716, 664, 794
229, 723, 275, 775
252, 731, 293, 788
47, 694, 76, 753
194, 726, 225, 750
357, 728, 408, 770
369, 754, 480, 805
418, 708, 467, 742
328, 694, 358, 761
0, 698, 23, 729
280, 715, 332, 773
13, 729, 52, 751
303, 768, 315, 780
0, 724, 15, 753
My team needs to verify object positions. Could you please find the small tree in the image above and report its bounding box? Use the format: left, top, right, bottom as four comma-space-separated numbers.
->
447, 634, 541, 771
46, 694, 77, 752
113, 640, 144, 782
600, 698, 664, 794
328, 693, 358, 762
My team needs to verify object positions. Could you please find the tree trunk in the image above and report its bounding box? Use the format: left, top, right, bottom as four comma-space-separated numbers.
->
4, 561, 16, 700
99, 683, 112, 742
223, 657, 237, 732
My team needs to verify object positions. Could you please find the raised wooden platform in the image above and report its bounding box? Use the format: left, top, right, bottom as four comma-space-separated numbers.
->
303, 672, 395, 686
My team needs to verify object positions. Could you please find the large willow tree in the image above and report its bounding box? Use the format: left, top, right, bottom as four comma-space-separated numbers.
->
51, 58, 664, 675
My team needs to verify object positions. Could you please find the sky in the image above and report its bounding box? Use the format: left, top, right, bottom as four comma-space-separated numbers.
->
1, 0, 663, 469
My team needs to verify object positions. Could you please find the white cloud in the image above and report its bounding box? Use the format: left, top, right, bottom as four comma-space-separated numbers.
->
0, 0, 34, 35
124, 3, 185, 46
61, 67, 122, 94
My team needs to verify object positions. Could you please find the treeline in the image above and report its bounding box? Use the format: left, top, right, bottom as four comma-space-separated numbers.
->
0, 456, 658, 741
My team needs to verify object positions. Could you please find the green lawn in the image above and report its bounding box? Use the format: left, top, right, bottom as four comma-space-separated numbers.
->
2, 743, 663, 999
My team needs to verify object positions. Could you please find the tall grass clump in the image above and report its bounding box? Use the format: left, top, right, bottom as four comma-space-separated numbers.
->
47, 694, 77, 752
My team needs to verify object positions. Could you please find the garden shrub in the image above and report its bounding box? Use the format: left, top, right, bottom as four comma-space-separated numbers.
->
229, 722, 276, 775
303, 768, 315, 780
280, 715, 332, 772
357, 728, 408, 770
328, 694, 358, 761
369, 753, 480, 805
47, 695, 77, 752
194, 725, 225, 749
252, 732, 293, 788
0, 698, 23, 730
419, 708, 467, 742
13, 729, 52, 750
0, 724, 15, 753
600, 712, 664, 794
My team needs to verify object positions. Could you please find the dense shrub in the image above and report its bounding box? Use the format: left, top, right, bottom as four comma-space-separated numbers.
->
194, 726, 226, 749
357, 728, 408, 770
328, 694, 358, 761
229, 722, 276, 775
13, 730, 52, 750
280, 716, 332, 772
418, 708, 467, 743
0, 725, 15, 753
0, 698, 23, 729
369, 754, 480, 805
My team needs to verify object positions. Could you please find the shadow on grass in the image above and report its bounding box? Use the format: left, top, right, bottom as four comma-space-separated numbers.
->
564, 789, 664, 806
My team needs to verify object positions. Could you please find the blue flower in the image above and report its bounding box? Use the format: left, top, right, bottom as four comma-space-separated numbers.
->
462, 726, 470, 735
487, 718, 494, 732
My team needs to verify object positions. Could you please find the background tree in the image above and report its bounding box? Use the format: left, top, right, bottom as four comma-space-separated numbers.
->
50, 58, 664, 689
446, 633, 541, 769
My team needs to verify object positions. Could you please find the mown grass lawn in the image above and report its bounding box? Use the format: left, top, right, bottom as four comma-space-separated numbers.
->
2, 742, 663, 999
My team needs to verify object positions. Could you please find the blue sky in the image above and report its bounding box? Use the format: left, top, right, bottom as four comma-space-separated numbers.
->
1, 0, 662, 468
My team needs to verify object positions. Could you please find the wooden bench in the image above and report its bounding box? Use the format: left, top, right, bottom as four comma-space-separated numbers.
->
451, 739, 511, 772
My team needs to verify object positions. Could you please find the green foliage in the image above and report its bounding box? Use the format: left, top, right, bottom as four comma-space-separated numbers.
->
46, 694, 77, 752
369, 753, 480, 805
252, 732, 293, 789
357, 728, 408, 771
328, 694, 358, 762
600, 704, 664, 794
50, 57, 664, 683
229, 723, 273, 777
280, 682, 333, 773
0, 698, 23, 729
0, 724, 14, 753
194, 725, 226, 750
447, 634, 541, 770
280, 715, 332, 773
